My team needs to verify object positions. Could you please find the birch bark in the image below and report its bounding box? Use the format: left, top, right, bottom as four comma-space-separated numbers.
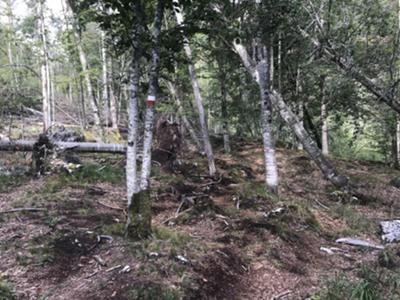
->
233, 41, 348, 189
140, 0, 165, 190
320, 76, 329, 156
38, 0, 52, 132
172, 0, 216, 176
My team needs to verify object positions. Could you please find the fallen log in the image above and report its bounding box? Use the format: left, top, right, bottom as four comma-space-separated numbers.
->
0, 140, 127, 154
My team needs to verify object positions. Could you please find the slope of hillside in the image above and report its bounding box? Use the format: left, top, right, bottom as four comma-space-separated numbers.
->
0, 142, 399, 299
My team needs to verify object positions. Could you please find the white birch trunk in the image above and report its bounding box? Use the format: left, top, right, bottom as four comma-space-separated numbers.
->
233, 41, 348, 189
257, 46, 279, 192
172, 0, 216, 176
0, 140, 126, 153
140, 0, 165, 190
397, 118, 400, 165
101, 31, 110, 126
296, 69, 304, 150
126, 50, 141, 205
108, 56, 118, 129
38, 0, 51, 132
320, 76, 329, 156
271, 91, 348, 188
64, 0, 102, 130
321, 104, 329, 156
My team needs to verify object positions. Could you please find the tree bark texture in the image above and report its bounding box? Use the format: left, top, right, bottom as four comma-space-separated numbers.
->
0, 140, 126, 154
320, 76, 329, 156
233, 41, 348, 189
172, 0, 216, 176
38, 0, 52, 132
140, 0, 165, 191
234, 41, 279, 192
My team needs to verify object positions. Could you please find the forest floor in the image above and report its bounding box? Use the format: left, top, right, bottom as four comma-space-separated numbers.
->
1, 138, 400, 300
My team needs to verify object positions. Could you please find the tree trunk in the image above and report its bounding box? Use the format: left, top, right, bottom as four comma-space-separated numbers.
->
296, 68, 304, 150
101, 31, 110, 127
217, 56, 231, 153
65, 0, 102, 131
166, 80, 202, 152
172, 0, 216, 176
233, 41, 348, 190
78, 76, 87, 128
269, 36, 274, 89
320, 76, 329, 156
221, 81, 231, 154
126, 1, 148, 239
277, 32, 282, 92
397, 117, 400, 167
0, 140, 126, 153
257, 45, 279, 193
140, 0, 165, 190
271, 91, 348, 188
108, 56, 118, 129
38, 0, 52, 132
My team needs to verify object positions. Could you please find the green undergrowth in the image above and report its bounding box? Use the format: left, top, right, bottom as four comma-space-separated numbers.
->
238, 181, 277, 201
10, 163, 124, 208
124, 282, 181, 300
0, 174, 26, 193
0, 280, 15, 300
240, 201, 321, 243
332, 205, 377, 235
60, 163, 124, 185
314, 263, 400, 300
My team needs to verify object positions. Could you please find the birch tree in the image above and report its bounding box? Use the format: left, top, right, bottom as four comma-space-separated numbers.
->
233, 40, 279, 192
233, 41, 349, 189
140, 0, 165, 191
38, 0, 52, 132
172, 0, 216, 176
66, 0, 101, 132
320, 76, 329, 156
125, 1, 144, 238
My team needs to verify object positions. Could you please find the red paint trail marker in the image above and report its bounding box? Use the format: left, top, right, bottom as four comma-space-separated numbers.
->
147, 95, 156, 108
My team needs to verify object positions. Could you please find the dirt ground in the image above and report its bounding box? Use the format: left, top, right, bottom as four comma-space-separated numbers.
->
1, 140, 400, 300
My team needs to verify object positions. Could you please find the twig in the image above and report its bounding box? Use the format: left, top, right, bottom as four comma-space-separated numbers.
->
106, 265, 122, 273
198, 175, 223, 188
98, 201, 124, 211
162, 208, 194, 224
273, 290, 292, 300
0, 207, 46, 214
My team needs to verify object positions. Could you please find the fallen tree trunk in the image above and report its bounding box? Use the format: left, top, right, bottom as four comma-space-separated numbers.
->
0, 140, 126, 154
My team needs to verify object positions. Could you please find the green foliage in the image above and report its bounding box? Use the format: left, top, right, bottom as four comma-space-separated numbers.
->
61, 163, 124, 185
332, 205, 377, 234
0, 280, 15, 300
316, 263, 400, 300
152, 226, 192, 249
0, 175, 25, 193
125, 282, 181, 300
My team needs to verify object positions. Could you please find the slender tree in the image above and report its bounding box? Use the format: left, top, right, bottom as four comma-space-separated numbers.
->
172, 0, 216, 176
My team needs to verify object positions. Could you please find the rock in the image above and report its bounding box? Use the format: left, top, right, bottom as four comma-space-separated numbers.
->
336, 237, 384, 250
380, 220, 400, 243
389, 177, 400, 189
